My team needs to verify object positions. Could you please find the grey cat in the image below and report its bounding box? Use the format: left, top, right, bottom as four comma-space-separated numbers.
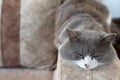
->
55, 0, 117, 70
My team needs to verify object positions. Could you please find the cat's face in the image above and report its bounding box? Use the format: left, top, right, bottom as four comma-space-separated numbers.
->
60, 29, 116, 70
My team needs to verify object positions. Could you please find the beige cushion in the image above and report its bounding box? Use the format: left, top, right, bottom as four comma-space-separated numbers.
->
20, 0, 61, 69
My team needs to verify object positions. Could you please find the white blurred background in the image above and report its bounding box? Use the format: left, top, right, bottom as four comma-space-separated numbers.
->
102, 0, 120, 18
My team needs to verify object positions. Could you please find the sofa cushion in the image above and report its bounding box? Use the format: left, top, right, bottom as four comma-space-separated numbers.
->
0, 0, 61, 69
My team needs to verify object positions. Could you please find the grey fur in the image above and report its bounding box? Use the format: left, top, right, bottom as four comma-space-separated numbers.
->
55, 0, 116, 65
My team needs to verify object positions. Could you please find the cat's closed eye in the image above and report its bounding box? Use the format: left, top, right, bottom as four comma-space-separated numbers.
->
91, 55, 99, 59
74, 51, 84, 59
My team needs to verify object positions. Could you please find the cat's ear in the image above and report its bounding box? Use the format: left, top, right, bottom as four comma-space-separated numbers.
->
66, 28, 80, 42
100, 33, 116, 43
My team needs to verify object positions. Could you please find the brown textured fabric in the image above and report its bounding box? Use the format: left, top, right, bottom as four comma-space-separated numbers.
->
1, 0, 20, 66
0, 0, 3, 66
0, 69, 54, 80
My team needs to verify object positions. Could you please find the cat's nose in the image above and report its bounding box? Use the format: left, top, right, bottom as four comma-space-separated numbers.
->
85, 64, 89, 68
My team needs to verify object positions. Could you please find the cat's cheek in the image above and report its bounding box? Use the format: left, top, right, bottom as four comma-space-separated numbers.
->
89, 59, 99, 69
90, 59, 105, 69
72, 59, 87, 70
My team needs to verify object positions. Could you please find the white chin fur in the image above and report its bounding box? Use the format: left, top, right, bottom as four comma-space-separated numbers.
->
72, 56, 104, 70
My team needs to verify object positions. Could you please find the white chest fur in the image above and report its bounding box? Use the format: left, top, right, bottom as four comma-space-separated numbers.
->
73, 56, 104, 70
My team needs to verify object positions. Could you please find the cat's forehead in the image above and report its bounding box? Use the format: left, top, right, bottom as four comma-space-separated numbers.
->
70, 31, 102, 51
79, 31, 101, 40
68, 30, 110, 52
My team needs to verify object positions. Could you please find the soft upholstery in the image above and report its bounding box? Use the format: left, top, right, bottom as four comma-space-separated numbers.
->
0, 0, 2, 66
20, 0, 60, 69
0, 69, 54, 80
0, 0, 61, 69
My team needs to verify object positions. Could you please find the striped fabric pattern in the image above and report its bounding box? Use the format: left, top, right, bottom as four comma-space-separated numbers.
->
0, 0, 60, 69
